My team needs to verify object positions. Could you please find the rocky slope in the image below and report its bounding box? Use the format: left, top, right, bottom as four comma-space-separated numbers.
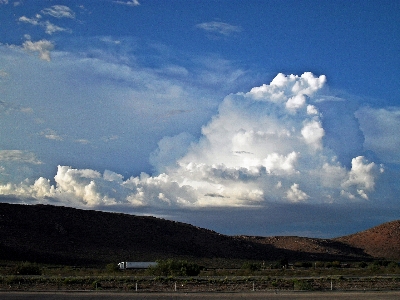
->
335, 220, 400, 260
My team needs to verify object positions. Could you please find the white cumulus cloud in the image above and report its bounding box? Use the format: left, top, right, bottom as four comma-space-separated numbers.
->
341, 156, 383, 199
0, 73, 384, 207
247, 72, 326, 103
301, 120, 325, 150
286, 183, 309, 202
22, 39, 54, 61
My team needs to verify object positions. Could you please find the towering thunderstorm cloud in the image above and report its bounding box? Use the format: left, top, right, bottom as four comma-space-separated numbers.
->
0, 73, 383, 208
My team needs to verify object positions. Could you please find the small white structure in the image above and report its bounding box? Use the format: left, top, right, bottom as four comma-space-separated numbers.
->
118, 261, 157, 270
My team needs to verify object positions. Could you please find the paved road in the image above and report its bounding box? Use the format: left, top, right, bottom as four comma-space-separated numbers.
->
1, 291, 400, 299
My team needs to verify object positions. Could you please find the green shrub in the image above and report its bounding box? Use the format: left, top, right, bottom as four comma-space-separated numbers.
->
294, 261, 312, 268
63, 277, 87, 285
293, 279, 313, 290
14, 262, 41, 275
241, 262, 260, 272
147, 259, 201, 276
358, 261, 368, 268
373, 260, 390, 267
92, 280, 102, 289
387, 261, 399, 270
4, 275, 20, 284
326, 261, 341, 269
368, 263, 380, 272
105, 263, 119, 273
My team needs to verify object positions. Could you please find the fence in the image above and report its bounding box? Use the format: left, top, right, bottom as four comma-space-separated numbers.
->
1, 275, 400, 292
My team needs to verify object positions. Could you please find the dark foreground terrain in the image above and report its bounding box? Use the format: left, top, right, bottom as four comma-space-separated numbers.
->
1, 291, 400, 300
2, 274, 400, 292
0, 203, 399, 266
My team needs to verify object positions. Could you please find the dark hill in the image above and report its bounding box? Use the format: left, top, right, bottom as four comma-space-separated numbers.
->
0, 203, 390, 266
0, 203, 278, 265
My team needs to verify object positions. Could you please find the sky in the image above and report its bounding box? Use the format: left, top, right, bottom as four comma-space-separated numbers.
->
0, 0, 399, 238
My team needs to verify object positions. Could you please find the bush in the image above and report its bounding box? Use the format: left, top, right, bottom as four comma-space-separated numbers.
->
374, 260, 390, 267
279, 258, 288, 268
147, 259, 201, 276
92, 280, 102, 289
14, 262, 41, 275
293, 279, 313, 290
326, 261, 341, 268
241, 262, 260, 272
358, 261, 368, 268
105, 263, 119, 273
294, 261, 313, 268
387, 261, 399, 270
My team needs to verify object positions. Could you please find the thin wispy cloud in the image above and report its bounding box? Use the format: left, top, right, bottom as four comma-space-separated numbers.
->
39, 129, 63, 141
0, 70, 8, 78
41, 5, 75, 19
113, 0, 140, 7
0, 100, 32, 114
0, 150, 42, 165
44, 21, 70, 35
196, 21, 242, 36
19, 12, 71, 35
75, 139, 91, 145
19, 15, 40, 25
101, 135, 120, 142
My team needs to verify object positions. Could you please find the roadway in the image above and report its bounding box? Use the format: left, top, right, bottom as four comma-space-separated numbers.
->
1, 291, 400, 300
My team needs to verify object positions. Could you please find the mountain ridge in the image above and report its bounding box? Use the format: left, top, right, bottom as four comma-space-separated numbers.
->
0, 203, 398, 266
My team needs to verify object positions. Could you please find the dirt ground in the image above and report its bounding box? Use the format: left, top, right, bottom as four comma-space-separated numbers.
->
2, 276, 400, 292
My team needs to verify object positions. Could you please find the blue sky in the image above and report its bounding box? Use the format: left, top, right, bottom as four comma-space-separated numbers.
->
0, 0, 399, 237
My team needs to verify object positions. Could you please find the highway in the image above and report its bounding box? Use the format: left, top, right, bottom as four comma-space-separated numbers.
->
1, 291, 400, 299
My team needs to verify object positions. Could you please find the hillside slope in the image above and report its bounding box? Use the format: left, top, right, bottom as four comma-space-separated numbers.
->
240, 235, 369, 261
335, 220, 400, 260
0, 203, 391, 266
0, 203, 273, 265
